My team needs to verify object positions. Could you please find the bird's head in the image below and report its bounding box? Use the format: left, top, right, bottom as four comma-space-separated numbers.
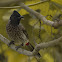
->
10, 10, 24, 26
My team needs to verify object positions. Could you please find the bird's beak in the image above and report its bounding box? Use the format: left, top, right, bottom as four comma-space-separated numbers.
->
20, 16, 24, 18
18, 16, 24, 20
20, 16, 24, 20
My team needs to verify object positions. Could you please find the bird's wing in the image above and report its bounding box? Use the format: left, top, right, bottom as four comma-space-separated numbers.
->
22, 29, 29, 39
19, 24, 29, 39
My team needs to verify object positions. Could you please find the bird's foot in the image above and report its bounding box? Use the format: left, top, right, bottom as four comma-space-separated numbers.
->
8, 41, 14, 46
15, 43, 23, 50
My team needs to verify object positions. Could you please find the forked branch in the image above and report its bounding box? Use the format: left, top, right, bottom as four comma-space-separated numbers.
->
0, 34, 62, 56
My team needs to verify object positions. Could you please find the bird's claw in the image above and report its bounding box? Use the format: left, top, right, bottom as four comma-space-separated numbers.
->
15, 46, 21, 50
15, 43, 23, 50
8, 41, 14, 46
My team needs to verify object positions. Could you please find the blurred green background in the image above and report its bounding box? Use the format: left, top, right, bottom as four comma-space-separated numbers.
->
0, 0, 62, 62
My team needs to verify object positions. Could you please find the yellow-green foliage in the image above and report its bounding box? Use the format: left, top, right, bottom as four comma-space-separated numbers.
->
0, 0, 62, 62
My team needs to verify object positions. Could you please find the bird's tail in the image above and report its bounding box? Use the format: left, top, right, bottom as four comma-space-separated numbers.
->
26, 42, 41, 58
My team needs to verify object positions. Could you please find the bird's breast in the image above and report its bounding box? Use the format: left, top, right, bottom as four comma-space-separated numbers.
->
6, 24, 23, 43
6, 23, 29, 46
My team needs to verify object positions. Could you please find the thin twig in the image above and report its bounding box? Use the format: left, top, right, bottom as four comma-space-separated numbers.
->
38, 19, 41, 40
20, 2, 62, 28
0, 0, 21, 7
33, 36, 62, 55
0, 0, 48, 9
32, 21, 39, 46
0, 34, 62, 56
0, 34, 33, 56
20, 3, 54, 26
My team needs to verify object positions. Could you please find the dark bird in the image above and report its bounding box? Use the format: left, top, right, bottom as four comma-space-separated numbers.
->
6, 10, 41, 57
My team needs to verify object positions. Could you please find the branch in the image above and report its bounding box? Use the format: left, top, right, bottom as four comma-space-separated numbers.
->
20, 3, 54, 26
0, 0, 48, 8
32, 36, 62, 55
0, 34, 33, 56
0, 0, 21, 7
0, 1, 62, 28
19, 3, 62, 28
0, 34, 62, 56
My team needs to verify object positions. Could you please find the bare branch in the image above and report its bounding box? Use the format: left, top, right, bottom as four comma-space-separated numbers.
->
0, 0, 48, 8
19, 3, 62, 28
0, 0, 21, 7
0, 1, 62, 28
0, 34, 33, 56
27, 0, 48, 6
0, 34, 62, 56
20, 3, 54, 26
33, 36, 62, 55
19, 3, 54, 26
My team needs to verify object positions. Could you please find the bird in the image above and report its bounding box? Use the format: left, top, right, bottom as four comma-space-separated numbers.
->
6, 10, 41, 57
